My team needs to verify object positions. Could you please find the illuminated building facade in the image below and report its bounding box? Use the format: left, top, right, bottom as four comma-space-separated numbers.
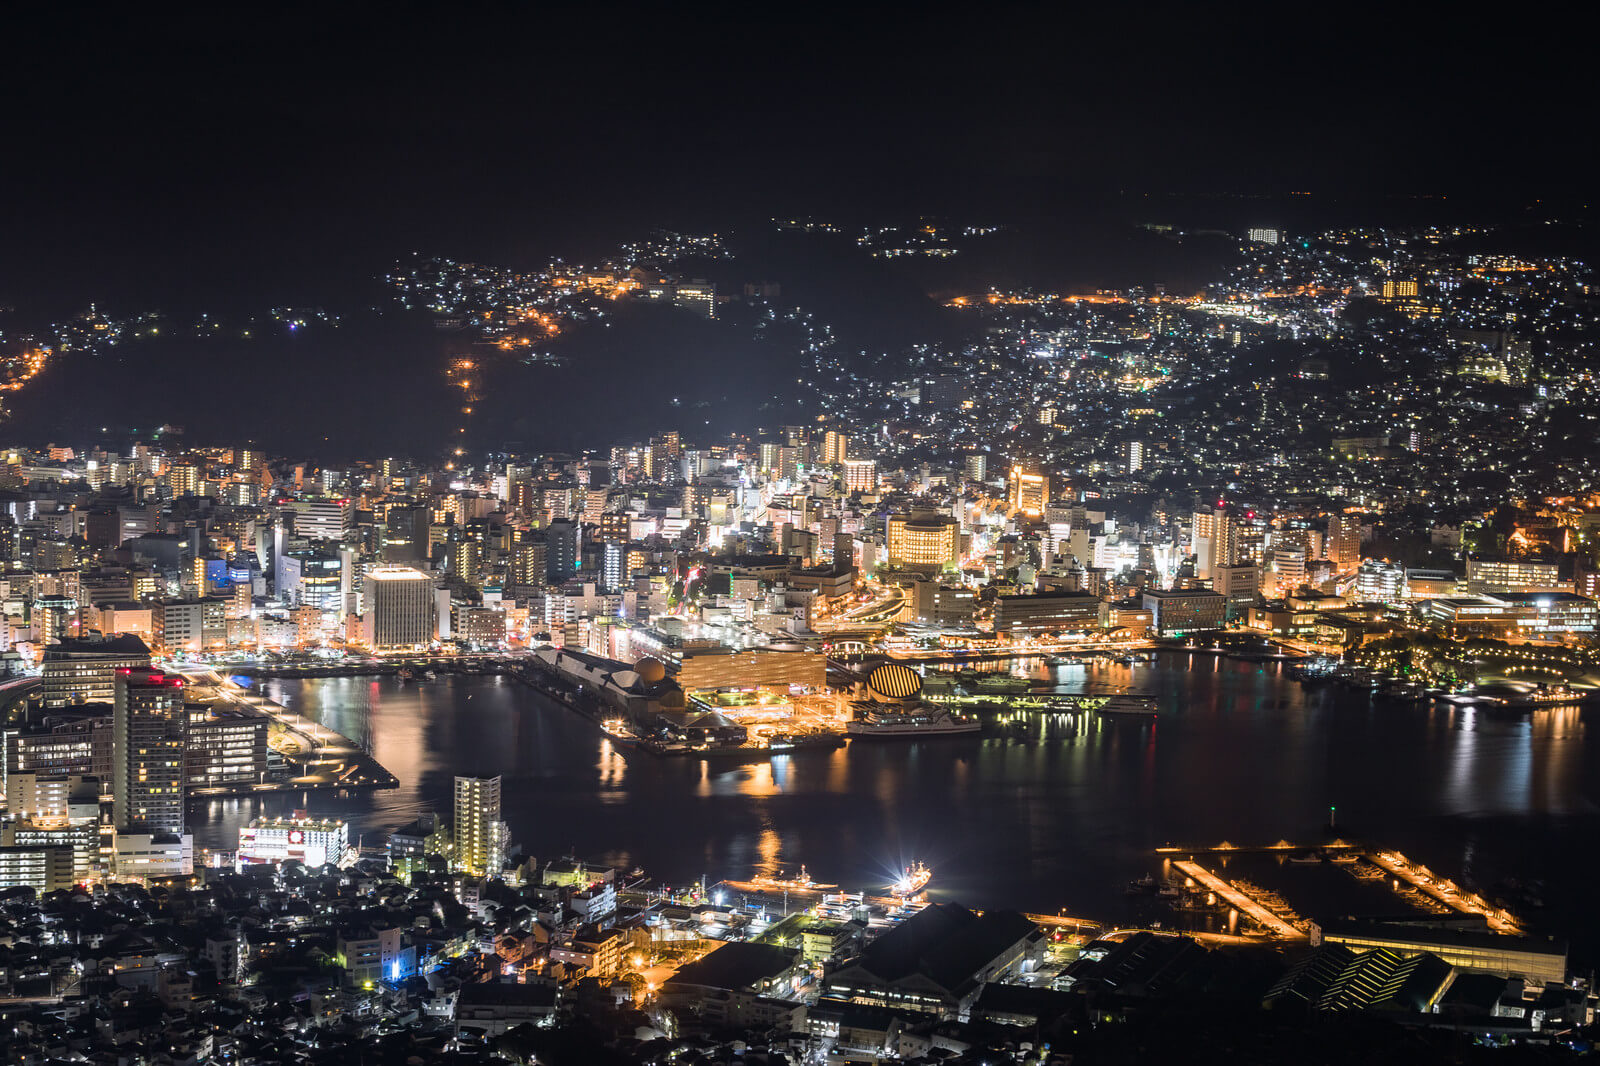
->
362, 567, 435, 652
885, 513, 960, 573
1008, 467, 1048, 517
237, 814, 349, 869
453, 775, 504, 878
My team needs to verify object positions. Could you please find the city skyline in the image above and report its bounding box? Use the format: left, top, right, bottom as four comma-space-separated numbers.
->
3, 7, 1600, 1063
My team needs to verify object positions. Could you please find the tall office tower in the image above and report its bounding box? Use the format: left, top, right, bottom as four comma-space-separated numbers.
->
1192, 507, 1236, 580
1327, 513, 1361, 569
362, 568, 435, 652
1125, 440, 1144, 473
821, 429, 851, 466
113, 669, 187, 835
965, 453, 987, 482
1008, 466, 1049, 517
545, 518, 580, 583
453, 774, 504, 878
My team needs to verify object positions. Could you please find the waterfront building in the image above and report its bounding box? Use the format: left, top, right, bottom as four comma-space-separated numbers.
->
185, 704, 270, 787
237, 813, 349, 869
362, 567, 435, 652
992, 589, 1102, 637
112, 668, 186, 837
824, 903, 1043, 1018
1312, 919, 1567, 986
1142, 588, 1227, 637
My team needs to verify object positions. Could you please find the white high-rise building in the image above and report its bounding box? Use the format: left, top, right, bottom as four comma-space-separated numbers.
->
362, 568, 435, 652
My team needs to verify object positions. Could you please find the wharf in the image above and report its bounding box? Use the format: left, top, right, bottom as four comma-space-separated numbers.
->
1170, 860, 1307, 940
173, 666, 398, 794
1365, 850, 1525, 934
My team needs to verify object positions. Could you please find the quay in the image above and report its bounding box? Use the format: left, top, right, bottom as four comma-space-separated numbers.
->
174, 665, 398, 795
1170, 859, 1307, 940
1366, 850, 1525, 934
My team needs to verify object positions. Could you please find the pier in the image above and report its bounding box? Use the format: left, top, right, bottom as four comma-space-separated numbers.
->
1366, 850, 1525, 934
173, 666, 398, 794
1170, 860, 1307, 940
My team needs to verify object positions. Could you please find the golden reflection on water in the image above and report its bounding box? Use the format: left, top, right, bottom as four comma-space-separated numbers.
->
756, 826, 781, 878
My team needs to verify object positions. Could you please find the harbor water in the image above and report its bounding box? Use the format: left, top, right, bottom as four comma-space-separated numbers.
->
189, 652, 1600, 960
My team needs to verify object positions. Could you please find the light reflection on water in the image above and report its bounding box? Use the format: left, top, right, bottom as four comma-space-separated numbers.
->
188, 657, 1600, 958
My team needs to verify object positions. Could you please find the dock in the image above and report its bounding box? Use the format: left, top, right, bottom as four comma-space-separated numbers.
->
1365, 851, 1524, 934
173, 666, 398, 794
1171, 860, 1307, 940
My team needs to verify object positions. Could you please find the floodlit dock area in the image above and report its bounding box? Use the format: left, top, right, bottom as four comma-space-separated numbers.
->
1171, 860, 1307, 940
1366, 850, 1525, 934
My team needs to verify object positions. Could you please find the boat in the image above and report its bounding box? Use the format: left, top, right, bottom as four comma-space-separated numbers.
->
1094, 696, 1158, 718
767, 732, 845, 752
971, 675, 1032, 694
1045, 655, 1083, 667
847, 706, 982, 737
745, 865, 838, 893
892, 861, 932, 896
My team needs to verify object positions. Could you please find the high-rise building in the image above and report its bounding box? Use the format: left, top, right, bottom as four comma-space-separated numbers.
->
1246, 228, 1281, 245
965, 454, 987, 482
1192, 508, 1236, 580
453, 775, 504, 878
546, 518, 580, 583
1125, 441, 1144, 473
362, 568, 435, 652
112, 669, 187, 836
278, 550, 343, 611
1212, 563, 1259, 608
1008, 466, 1048, 517
821, 429, 850, 466
843, 458, 877, 494
1327, 513, 1361, 569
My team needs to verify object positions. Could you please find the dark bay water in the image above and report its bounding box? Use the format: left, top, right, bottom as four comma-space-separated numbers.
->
190, 654, 1600, 960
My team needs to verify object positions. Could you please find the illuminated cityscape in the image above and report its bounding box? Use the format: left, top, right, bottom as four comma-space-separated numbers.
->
1, 7, 1598, 1065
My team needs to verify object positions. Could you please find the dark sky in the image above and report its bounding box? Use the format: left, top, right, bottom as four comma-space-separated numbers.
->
2, 6, 1588, 309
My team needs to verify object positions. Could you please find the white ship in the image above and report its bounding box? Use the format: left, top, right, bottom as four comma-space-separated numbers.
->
847, 706, 982, 737
892, 861, 932, 896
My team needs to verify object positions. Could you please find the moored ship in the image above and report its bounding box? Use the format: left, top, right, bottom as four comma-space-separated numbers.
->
847, 706, 982, 737
1094, 695, 1158, 717
892, 860, 932, 896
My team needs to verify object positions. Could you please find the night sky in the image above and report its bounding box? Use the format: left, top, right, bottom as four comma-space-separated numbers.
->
3, 7, 1588, 312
